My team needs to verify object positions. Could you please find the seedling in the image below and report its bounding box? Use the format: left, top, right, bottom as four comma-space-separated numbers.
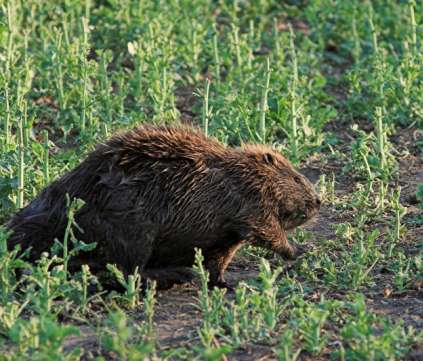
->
106, 264, 142, 310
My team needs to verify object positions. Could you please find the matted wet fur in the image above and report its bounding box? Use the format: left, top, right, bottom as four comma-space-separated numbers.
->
7, 125, 320, 289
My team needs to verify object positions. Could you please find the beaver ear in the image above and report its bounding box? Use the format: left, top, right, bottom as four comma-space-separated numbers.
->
263, 153, 274, 165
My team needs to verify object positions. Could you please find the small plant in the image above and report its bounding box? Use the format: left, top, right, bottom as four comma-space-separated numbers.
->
24, 253, 63, 315
0, 300, 29, 336
143, 280, 157, 341
258, 57, 271, 143
51, 195, 95, 278
192, 248, 212, 321
106, 264, 142, 309
386, 186, 407, 256
317, 173, 336, 205
252, 258, 284, 333
202, 78, 212, 137
8, 315, 82, 361
391, 253, 412, 293
0, 227, 29, 305
193, 248, 232, 359
100, 309, 155, 361
289, 300, 329, 355
337, 294, 420, 361
273, 329, 302, 361
344, 124, 397, 181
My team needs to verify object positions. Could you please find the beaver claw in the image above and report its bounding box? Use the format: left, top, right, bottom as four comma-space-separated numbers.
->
209, 280, 235, 292
281, 243, 306, 260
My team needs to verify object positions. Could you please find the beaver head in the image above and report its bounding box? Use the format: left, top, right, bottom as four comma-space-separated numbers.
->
230, 144, 320, 259
238, 144, 320, 227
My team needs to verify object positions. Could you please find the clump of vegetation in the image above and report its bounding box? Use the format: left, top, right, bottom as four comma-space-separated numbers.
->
0, 0, 422, 359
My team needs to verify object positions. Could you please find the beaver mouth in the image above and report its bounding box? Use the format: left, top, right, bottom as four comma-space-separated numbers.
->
281, 207, 319, 230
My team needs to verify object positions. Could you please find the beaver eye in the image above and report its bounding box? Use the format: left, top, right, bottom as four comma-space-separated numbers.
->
263, 153, 274, 164
293, 176, 301, 184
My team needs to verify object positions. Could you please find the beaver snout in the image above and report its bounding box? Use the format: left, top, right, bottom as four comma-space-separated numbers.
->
308, 195, 321, 209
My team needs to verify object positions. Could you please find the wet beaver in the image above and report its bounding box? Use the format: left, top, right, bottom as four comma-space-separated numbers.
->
7, 125, 320, 289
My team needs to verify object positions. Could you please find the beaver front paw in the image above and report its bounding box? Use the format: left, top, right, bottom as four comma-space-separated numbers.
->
279, 242, 306, 260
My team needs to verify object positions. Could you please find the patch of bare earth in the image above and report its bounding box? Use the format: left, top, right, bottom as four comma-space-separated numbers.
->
175, 85, 200, 125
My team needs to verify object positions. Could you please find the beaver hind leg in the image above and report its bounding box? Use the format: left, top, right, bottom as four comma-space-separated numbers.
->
141, 267, 195, 290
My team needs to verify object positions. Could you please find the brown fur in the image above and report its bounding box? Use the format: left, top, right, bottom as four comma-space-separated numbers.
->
6, 125, 320, 289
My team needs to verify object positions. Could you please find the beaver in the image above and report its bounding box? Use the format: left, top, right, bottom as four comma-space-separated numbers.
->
7, 125, 320, 289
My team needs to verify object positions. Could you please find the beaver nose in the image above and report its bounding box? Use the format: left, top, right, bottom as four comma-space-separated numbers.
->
315, 196, 321, 207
